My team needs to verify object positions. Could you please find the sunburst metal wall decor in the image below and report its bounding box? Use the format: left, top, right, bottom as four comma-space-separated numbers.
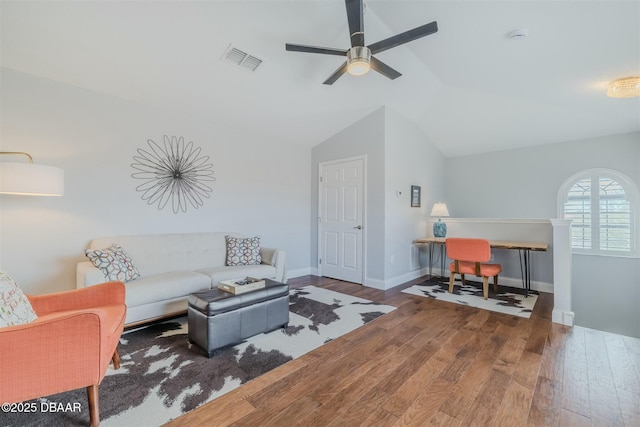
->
131, 136, 215, 213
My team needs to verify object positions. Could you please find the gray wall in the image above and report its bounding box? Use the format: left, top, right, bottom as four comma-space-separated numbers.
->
445, 132, 640, 338
311, 107, 387, 281
1, 68, 312, 293
311, 107, 446, 287
384, 108, 446, 281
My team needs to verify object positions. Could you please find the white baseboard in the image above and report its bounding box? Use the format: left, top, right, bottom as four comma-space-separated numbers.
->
364, 278, 386, 290
288, 267, 552, 295
293, 268, 426, 290
365, 268, 428, 290
430, 268, 554, 294
287, 267, 315, 279
552, 309, 575, 326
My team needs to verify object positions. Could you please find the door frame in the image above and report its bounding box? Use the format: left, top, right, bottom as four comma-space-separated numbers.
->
317, 155, 367, 285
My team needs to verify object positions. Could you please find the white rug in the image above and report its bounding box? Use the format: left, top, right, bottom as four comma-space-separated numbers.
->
402, 279, 538, 318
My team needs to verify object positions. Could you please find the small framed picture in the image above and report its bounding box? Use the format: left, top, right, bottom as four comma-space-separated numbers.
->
411, 185, 421, 207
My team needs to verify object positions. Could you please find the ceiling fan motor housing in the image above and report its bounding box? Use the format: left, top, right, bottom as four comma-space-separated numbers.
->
347, 46, 372, 76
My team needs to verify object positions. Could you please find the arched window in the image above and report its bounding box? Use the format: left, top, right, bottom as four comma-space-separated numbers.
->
558, 169, 638, 257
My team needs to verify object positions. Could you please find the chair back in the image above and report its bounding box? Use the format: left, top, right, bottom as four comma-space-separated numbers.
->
446, 238, 491, 263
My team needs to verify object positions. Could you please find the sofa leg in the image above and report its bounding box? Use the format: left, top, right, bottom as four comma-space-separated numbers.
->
112, 348, 120, 370
87, 384, 100, 427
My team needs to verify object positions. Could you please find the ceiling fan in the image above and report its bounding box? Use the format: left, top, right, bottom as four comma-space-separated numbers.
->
285, 0, 438, 85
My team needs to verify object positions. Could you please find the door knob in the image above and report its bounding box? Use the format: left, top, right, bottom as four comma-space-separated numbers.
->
354, 225, 362, 230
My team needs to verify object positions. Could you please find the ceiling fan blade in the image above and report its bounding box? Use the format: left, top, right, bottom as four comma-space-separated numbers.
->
323, 62, 348, 85
370, 57, 402, 80
285, 43, 347, 56
345, 0, 365, 47
368, 21, 438, 55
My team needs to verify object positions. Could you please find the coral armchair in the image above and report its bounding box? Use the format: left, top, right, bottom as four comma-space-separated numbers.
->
0, 281, 126, 427
446, 238, 502, 300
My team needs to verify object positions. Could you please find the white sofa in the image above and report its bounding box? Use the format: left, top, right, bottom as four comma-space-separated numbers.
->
76, 232, 286, 325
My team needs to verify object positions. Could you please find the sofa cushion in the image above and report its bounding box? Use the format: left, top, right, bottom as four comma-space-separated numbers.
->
125, 271, 211, 307
89, 233, 238, 277
225, 236, 261, 266
0, 271, 38, 327
85, 244, 140, 282
197, 264, 277, 285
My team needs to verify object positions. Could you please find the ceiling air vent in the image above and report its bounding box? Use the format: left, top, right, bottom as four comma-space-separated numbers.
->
222, 45, 263, 72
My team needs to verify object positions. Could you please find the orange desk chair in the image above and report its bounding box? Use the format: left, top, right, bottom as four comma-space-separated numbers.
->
446, 238, 502, 300
0, 281, 126, 427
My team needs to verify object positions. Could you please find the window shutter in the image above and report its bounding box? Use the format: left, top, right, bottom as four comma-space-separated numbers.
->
561, 170, 636, 257
598, 177, 631, 252
565, 178, 592, 250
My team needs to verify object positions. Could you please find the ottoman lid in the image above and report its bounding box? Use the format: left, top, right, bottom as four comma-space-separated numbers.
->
189, 279, 289, 316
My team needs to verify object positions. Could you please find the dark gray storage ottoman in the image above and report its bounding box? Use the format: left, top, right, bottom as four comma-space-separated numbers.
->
188, 279, 289, 357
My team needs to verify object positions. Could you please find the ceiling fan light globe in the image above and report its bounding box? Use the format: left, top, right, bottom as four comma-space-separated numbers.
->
347, 60, 370, 76
346, 46, 371, 76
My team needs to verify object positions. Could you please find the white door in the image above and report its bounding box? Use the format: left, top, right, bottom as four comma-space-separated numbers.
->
319, 157, 365, 284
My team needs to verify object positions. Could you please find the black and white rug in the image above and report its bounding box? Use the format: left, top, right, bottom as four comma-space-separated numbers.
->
402, 278, 538, 318
2, 286, 395, 427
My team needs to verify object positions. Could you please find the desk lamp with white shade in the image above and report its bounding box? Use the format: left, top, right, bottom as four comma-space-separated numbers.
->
430, 202, 449, 238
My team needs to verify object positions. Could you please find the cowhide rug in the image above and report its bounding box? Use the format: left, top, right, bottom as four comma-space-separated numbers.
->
2, 286, 395, 427
402, 278, 538, 318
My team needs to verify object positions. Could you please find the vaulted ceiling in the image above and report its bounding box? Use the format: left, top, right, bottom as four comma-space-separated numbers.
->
2, 1, 639, 157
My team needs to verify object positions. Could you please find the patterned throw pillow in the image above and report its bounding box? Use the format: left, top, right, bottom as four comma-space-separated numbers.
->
85, 244, 141, 282
225, 236, 262, 266
0, 270, 38, 328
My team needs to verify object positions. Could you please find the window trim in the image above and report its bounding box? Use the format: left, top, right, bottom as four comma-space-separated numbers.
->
557, 168, 639, 258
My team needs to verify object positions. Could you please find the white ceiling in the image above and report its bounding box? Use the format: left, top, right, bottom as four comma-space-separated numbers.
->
1, 0, 639, 157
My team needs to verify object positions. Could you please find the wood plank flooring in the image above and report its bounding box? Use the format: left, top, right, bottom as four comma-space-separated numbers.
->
164, 275, 640, 427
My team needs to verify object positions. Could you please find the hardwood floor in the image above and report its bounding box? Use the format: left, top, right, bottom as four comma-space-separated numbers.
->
164, 275, 640, 427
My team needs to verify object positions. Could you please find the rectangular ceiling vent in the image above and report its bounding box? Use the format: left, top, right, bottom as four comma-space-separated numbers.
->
222, 45, 263, 72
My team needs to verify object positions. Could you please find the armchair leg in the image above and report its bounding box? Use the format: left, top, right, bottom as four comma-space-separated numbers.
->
449, 272, 456, 294
482, 276, 489, 300
87, 384, 100, 427
493, 275, 499, 293
112, 348, 120, 370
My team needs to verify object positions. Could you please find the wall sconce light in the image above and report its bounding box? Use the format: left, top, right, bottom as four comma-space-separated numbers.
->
0, 152, 64, 196
430, 202, 450, 238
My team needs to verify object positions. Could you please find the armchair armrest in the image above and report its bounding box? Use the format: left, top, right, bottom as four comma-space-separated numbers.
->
260, 247, 287, 283
28, 281, 125, 316
0, 310, 105, 403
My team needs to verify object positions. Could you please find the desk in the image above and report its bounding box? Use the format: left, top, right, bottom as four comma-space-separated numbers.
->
414, 237, 549, 296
